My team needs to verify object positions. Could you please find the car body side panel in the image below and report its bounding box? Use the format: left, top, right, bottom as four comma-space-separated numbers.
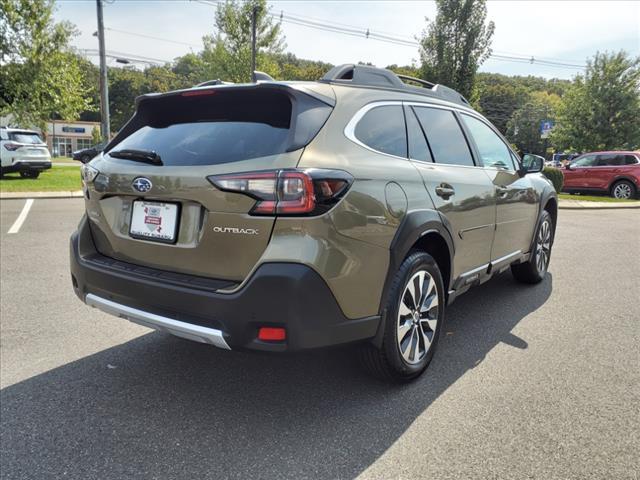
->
291, 87, 440, 318
261, 215, 390, 319
483, 168, 540, 259
412, 162, 495, 279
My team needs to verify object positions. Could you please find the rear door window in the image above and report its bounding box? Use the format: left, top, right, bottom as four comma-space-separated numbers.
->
461, 114, 515, 170
406, 107, 432, 162
624, 155, 639, 165
354, 105, 407, 158
413, 107, 474, 167
9, 132, 43, 144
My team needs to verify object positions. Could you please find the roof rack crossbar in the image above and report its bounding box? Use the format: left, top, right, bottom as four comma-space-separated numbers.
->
396, 74, 435, 89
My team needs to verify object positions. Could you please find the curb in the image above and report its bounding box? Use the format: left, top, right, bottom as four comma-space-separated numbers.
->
0, 191, 83, 200
559, 200, 640, 210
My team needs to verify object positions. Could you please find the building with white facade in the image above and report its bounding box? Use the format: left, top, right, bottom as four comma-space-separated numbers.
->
46, 120, 101, 157
1, 115, 100, 157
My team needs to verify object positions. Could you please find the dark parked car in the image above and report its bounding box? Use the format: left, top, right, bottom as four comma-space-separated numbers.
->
71, 64, 557, 381
73, 141, 105, 163
563, 151, 640, 199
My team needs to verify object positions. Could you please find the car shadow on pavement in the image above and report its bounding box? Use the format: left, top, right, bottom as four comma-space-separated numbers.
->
1, 273, 552, 480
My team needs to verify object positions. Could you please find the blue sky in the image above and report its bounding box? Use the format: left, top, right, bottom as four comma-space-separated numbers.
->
54, 0, 640, 79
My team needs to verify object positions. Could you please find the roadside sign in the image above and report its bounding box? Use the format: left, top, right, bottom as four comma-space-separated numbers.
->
540, 120, 554, 139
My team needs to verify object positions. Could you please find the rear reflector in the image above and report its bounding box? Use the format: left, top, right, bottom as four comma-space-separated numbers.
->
258, 327, 286, 341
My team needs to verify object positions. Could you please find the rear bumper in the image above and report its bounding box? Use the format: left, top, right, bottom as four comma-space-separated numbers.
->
1, 161, 52, 173
70, 216, 380, 352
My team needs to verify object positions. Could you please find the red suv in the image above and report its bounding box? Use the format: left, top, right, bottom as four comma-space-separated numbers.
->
563, 151, 640, 199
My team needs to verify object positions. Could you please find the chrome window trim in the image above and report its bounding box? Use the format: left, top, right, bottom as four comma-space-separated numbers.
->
343, 101, 408, 162
344, 99, 521, 172
410, 158, 483, 170
344, 100, 480, 163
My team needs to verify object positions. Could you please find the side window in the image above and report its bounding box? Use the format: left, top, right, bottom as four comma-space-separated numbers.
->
461, 114, 515, 170
596, 155, 617, 166
413, 107, 474, 166
406, 107, 432, 162
573, 155, 597, 167
625, 155, 639, 165
354, 105, 407, 158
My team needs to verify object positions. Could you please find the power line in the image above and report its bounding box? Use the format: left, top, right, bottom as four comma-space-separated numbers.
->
93, 2, 588, 72
79, 48, 171, 65
105, 27, 200, 48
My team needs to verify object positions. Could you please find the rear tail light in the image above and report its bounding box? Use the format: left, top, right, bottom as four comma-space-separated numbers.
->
81, 164, 100, 183
208, 169, 353, 216
3, 142, 21, 151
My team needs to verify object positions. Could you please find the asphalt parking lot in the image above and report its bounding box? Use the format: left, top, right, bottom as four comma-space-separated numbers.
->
1, 198, 638, 480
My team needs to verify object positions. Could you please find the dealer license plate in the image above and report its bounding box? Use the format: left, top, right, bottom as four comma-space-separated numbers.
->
129, 200, 179, 243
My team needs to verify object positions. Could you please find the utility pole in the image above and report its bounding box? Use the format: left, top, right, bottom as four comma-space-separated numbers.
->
96, 0, 110, 141
250, 5, 257, 82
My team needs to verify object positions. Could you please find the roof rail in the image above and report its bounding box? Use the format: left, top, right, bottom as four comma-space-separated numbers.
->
319, 64, 469, 106
195, 79, 227, 87
396, 74, 435, 89
253, 71, 275, 82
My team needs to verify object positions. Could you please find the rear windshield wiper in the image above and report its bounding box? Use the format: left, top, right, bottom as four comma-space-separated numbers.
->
108, 149, 163, 166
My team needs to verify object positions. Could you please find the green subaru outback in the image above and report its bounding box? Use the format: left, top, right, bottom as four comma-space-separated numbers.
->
70, 64, 557, 382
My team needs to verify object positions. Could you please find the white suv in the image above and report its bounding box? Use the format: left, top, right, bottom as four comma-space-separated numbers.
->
1, 127, 52, 178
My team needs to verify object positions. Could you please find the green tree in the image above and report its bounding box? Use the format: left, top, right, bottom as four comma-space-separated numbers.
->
472, 73, 530, 133
0, 0, 94, 131
506, 91, 561, 156
418, 0, 494, 99
91, 125, 101, 145
202, 0, 285, 83
108, 67, 146, 132
552, 51, 640, 151
172, 53, 208, 85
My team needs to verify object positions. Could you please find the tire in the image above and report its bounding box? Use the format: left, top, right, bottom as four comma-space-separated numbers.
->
359, 251, 445, 382
20, 171, 40, 179
611, 180, 635, 199
511, 210, 553, 284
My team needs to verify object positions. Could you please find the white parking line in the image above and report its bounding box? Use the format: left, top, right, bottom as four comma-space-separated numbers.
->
7, 199, 34, 234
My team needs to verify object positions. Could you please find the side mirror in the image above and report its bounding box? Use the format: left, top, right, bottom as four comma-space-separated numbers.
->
520, 154, 544, 176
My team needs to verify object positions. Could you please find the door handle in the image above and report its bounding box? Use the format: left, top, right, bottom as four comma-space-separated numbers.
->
435, 185, 455, 199
496, 185, 509, 197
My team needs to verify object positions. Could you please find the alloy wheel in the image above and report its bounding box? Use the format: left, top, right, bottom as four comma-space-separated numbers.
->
396, 270, 439, 365
535, 219, 552, 274
613, 183, 632, 199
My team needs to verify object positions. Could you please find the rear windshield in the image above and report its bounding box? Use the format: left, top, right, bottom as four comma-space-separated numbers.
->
10, 132, 43, 144
106, 88, 329, 167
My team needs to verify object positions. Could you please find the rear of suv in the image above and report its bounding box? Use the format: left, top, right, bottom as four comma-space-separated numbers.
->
563, 151, 640, 199
0, 127, 52, 178
70, 65, 557, 381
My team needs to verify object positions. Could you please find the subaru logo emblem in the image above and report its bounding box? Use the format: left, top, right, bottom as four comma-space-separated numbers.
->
132, 177, 152, 193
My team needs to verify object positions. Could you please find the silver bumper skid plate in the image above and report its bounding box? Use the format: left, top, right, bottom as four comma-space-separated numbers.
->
85, 293, 231, 350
